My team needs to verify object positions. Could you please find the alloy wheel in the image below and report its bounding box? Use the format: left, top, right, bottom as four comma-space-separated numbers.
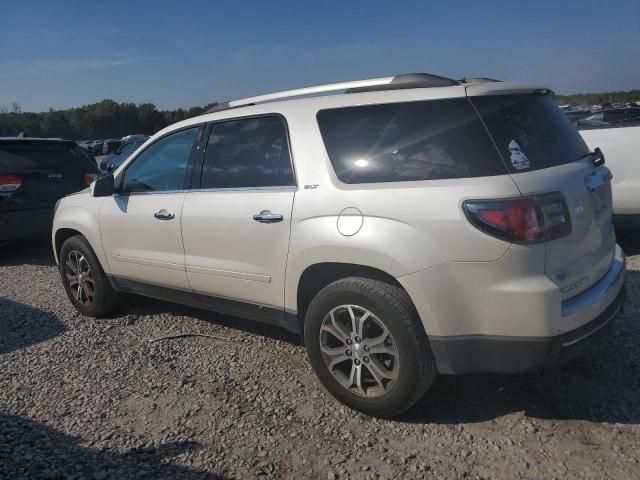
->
319, 304, 399, 397
64, 250, 95, 306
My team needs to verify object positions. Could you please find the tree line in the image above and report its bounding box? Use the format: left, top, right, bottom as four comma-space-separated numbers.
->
2, 89, 639, 140
0, 99, 218, 140
554, 89, 640, 107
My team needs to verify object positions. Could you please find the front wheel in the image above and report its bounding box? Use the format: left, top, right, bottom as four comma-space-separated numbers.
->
304, 277, 436, 417
59, 235, 120, 317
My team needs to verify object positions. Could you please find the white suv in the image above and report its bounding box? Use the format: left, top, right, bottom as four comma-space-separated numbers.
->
53, 74, 626, 417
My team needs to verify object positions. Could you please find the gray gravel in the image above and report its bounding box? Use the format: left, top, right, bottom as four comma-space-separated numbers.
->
1, 231, 639, 479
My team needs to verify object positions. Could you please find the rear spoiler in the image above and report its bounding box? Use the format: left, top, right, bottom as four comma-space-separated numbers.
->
465, 82, 554, 97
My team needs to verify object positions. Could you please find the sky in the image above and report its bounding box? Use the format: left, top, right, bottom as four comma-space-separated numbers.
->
1, 0, 639, 112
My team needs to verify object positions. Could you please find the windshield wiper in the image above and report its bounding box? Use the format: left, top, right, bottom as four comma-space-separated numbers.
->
577, 147, 605, 166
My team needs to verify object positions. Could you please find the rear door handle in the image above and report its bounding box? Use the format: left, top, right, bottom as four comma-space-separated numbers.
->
253, 210, 283, 223
154, 209, 175, 220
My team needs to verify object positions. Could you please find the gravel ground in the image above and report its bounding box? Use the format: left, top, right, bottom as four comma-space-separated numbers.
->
1, 231, 639, 479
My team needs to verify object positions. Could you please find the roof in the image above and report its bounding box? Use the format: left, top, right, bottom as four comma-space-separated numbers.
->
206, 73, 502, 114
148, 73, 549, 142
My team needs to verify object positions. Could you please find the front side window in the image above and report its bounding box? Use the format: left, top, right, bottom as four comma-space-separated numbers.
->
317, 98, 507, 184
120, 127, 199, 193
585, 112, 604, 122
200, 116, 294, 189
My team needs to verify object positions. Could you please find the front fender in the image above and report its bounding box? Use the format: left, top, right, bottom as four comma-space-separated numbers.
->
52, 205, 109, 273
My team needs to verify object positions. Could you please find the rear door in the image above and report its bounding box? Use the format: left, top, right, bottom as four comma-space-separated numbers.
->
471, 93, 615, 300
0, 140, 97, 213
181, 115, 296, 321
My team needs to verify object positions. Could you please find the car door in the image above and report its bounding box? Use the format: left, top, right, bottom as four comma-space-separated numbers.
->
99, 126, 201, 291
181, 115, 296, 323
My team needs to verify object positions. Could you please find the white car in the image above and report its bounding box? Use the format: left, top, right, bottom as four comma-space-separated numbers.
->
580, 125, 640, 225
52, 74, 625, 417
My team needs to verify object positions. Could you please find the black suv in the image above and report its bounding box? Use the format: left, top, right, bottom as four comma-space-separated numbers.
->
0, 138, 99, 242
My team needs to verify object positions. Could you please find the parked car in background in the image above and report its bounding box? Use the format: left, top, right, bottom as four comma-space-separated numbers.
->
1, 138, 98, 242
576, 108, 640, 128
84, 140, 104, 155
564, 108, 590, 122
121, 134, 149, 142
580, 124, 640, 225
52, 74, 624, 417
102, 139, 123, 155
77, 140, 92, 152
98, 138, 148, 172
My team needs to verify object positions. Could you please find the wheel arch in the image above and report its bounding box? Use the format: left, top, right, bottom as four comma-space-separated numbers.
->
52, 206, 109, 272
294, 262, 411, 333
54, 228, 83, 263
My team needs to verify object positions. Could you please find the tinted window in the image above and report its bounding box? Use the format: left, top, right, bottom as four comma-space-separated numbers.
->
121, 127, 198, 193
317, 98, 506, 184
625, 109, 640, 120
0, 141, 96, 174
603, 110, 625, 122
472, 94, 589, 173
585, 112, 603, 122
200, 116, 294, 189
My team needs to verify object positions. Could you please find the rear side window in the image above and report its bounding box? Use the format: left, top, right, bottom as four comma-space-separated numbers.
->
200, 116, 294, 189
603, 110, 625, 123
0, 142, 96, 174
625, 108, 640, 120
317, 98, 506, 184
471, 94, 589, 173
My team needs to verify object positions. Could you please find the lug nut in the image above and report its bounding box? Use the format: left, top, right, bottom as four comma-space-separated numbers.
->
355, 336, 361, 343
363, 356, 369, 363
364, 345, 370, 352
346, 339, 352, 345
345, 350, 352, 356
354, 359, 361, 366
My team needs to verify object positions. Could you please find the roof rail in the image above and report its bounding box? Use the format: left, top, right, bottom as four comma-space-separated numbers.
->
206, 73, 461, 113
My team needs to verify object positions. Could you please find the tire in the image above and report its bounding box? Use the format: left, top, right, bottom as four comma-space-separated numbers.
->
304, 277, 436, 417
59, 235, 120, 317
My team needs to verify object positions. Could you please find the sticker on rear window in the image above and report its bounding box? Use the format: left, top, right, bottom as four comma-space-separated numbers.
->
508, 140, 530, 170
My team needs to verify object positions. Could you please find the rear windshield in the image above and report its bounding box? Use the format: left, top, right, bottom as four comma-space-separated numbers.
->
317, 98, 507, 184
0, 141, 96, 174
471, 94, 590, 173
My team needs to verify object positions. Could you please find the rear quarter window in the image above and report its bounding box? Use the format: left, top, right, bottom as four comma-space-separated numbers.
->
317, 98, 507, 184
471, 94, 590, 173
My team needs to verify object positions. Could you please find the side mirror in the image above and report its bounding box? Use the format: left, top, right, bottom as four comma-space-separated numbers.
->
92, 174, 115, 197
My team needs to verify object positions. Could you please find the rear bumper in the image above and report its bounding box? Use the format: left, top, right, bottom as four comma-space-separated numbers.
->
0, 209, 53, 241
430, 287, 625, 374
421, 245, 626, 374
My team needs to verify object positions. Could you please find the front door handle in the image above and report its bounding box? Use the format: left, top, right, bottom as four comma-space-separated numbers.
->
154, 209, 175, 220
253, 210, 283, 223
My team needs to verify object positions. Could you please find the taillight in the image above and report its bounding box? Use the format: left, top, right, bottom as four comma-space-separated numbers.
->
0, 174, 22, 192
464, 193, 571, 244
84, 174, 98, 186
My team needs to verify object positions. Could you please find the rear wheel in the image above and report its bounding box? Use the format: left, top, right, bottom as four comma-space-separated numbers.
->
59, 235, 120, 317
304, 277, 436, 417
